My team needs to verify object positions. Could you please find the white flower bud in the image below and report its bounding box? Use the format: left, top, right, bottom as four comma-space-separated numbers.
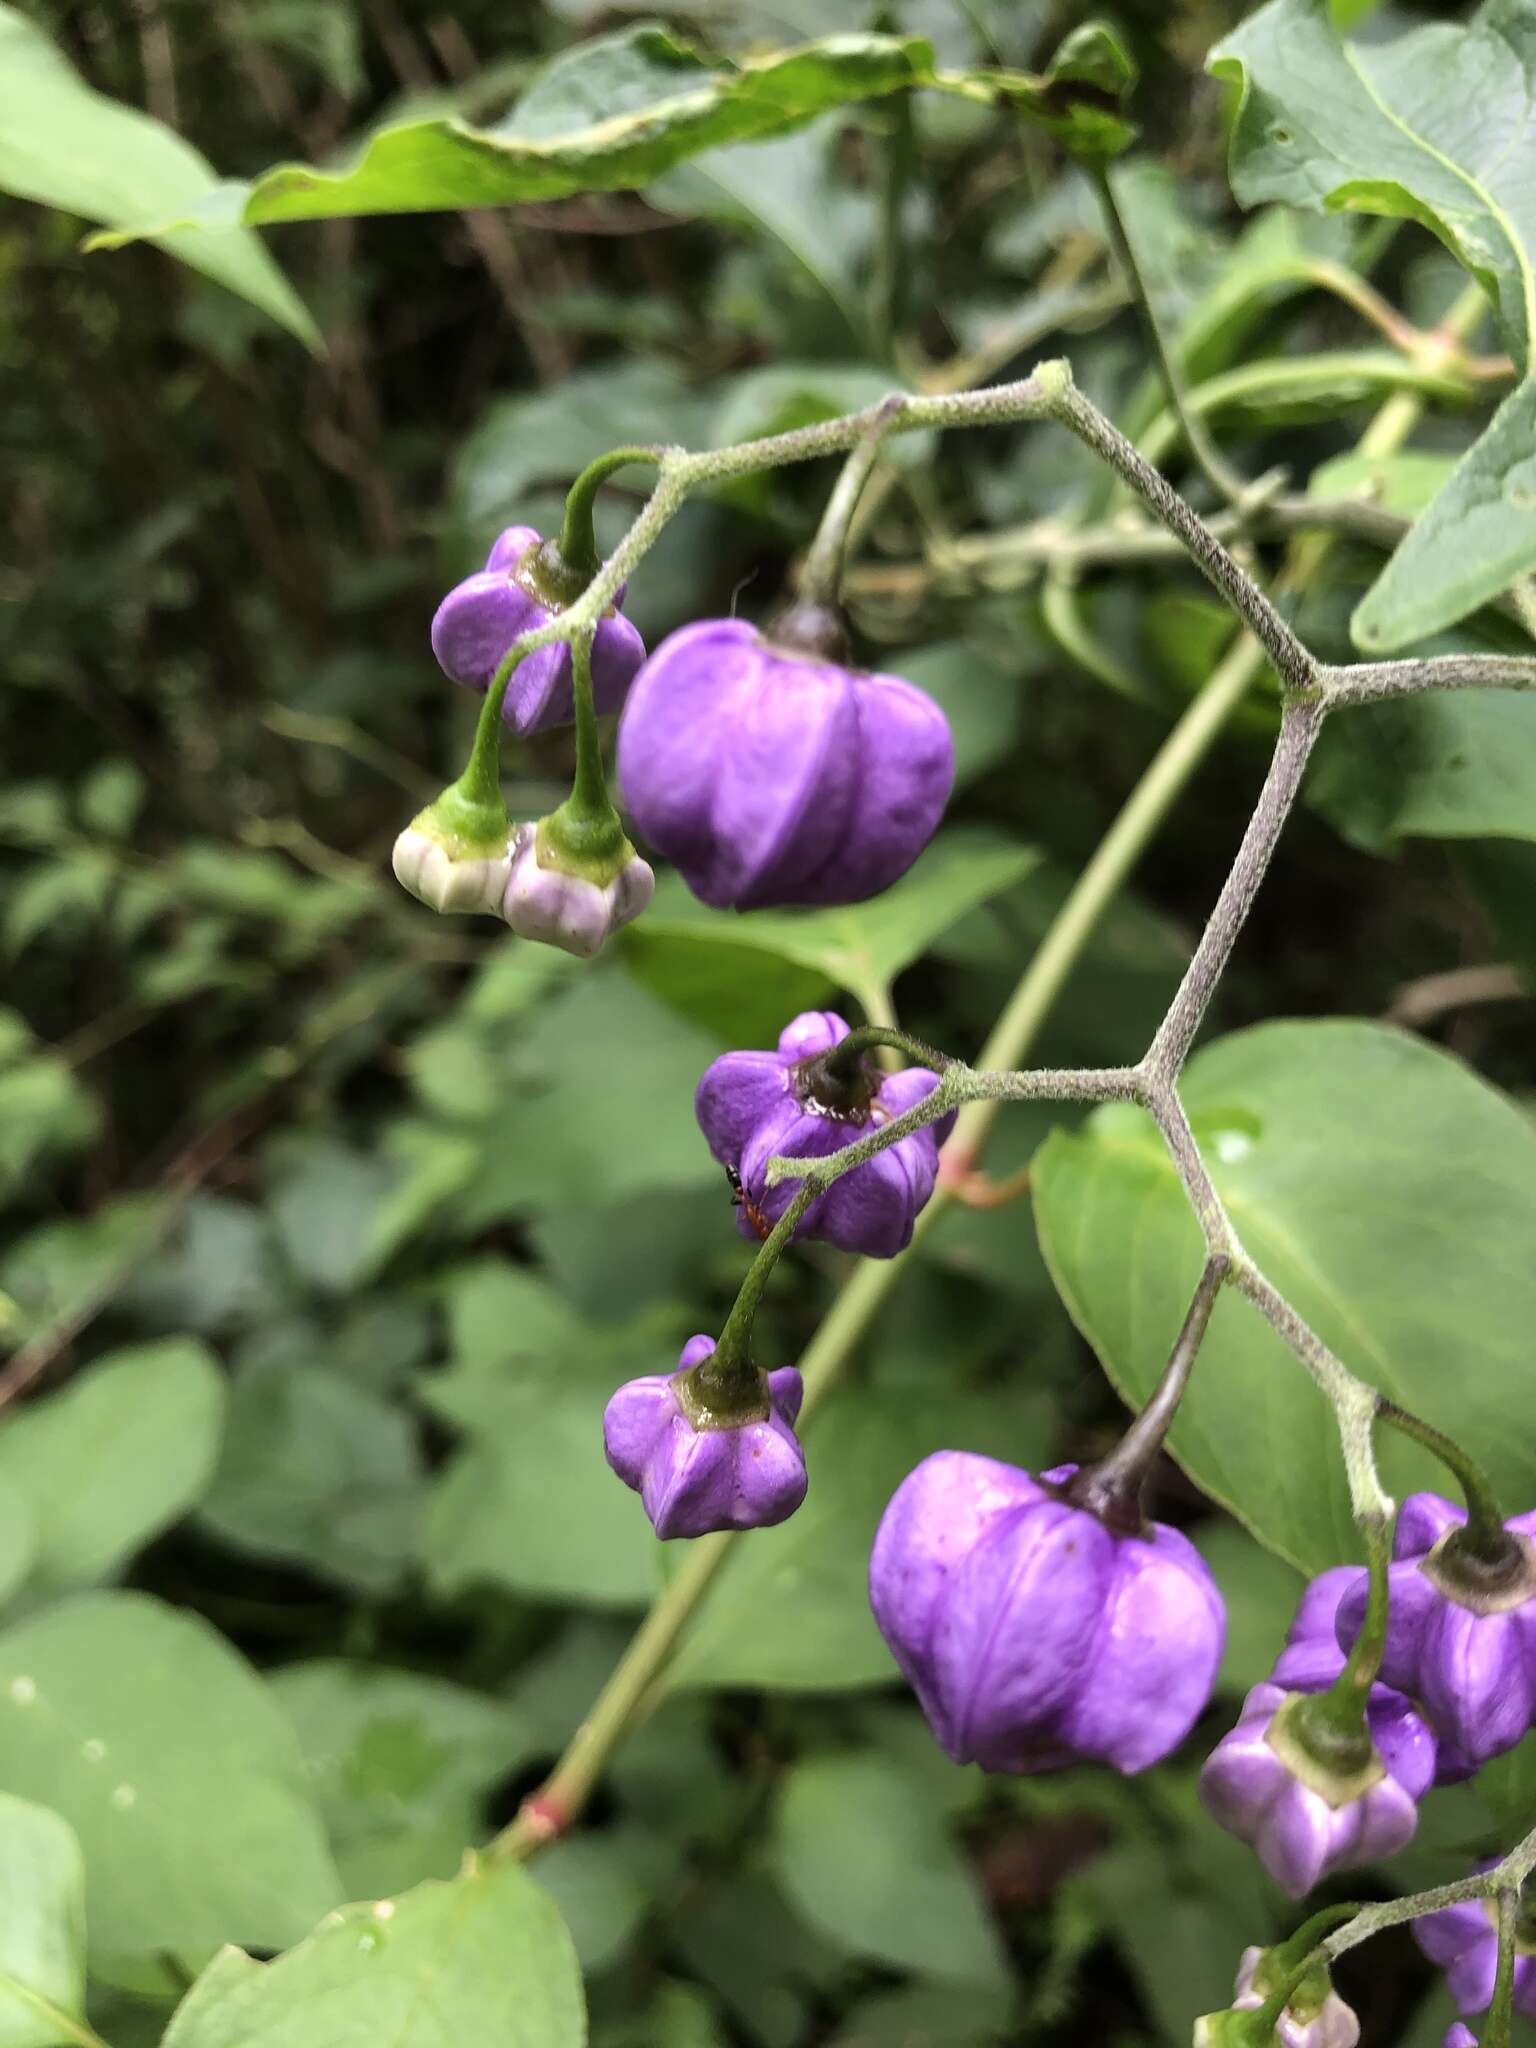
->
391, 825, 511, 915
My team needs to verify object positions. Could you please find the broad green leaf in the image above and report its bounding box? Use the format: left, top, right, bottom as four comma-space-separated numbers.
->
453, 970, 725, 1224
446, 359, 712, 569
1209, 0, 1536, 645
197, 1363, 421, 1596
0, 1593, 340, 1957
663, 1386, 1054, 1693
419, 1264, 663, 1607
95, 28, 935, 234
1309, 685, 1536, 851
0, 1340, 225, 1593
0, 5, 315, 347
160, 1859, 583, 2048
652, 135, 873, 330
0, 1796, 85, 2048
1033, 1020, 1536, 1572
771, 1752, 1007, 1987
269, 1661, 535, 1899
628, 829, 1040, 1021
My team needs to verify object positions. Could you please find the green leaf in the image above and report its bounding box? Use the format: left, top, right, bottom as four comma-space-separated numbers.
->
269, 1661, 536, 1899
419, 1263, 661, 1608
771, 1752, 1007, 1987
454, 970, 726, 1225
663, 1386, 1054, 1693
628, 829, 1040, 1021
0, 1339, 225, 1594
0, 4, 315, 347
0, 1593, 340, 1958
0, 1795, 85, 2048
1033, 1020, 1536, 1572
1208, 0, 1536, 645
160, 1859, 584, 2048
1309, 683, 1536, 851
197, 1362, 422, 1596
96, 28, 936, 235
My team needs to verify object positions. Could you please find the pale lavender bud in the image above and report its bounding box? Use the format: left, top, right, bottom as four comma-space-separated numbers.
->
1231, 1946, 1360, 2048
501, 821, 654, 957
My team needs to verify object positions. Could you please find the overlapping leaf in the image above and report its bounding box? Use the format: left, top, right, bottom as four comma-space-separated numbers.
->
1034, 1020, 1536, 1573
0, 5, 315, 345
92, 23, 1134, 246
1209, 0, 1536, 646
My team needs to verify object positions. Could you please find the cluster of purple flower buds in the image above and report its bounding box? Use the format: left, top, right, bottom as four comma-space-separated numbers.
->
868, 1452, 1225, 1774
1200, 1563, 1436, 1895
431, 524, 645, 734
602, 1335, 806, 1539
696, 1010, 952, 1259
1333, 1491, 1536, 1776
616, 616, 955, 909
1414, 1866, 1536, 2023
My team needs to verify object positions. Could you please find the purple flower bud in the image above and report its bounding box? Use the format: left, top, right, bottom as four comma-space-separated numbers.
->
391, 820, 511, 915
696, 1010, 955, 1258
501, 821, 654, 957
1270, 1567, 1363, 1691
1444, 2027, 1480, 2048
1198, 1678, 1435, 1896
431, 525, 645, 734
1230, 1945, 1361, 2048
615, 619, 954, 909
1415, 1867, 1536, 2020
868, 1452, 1224, 1774
1334, 1492, 1536, 1773
602, 1335, 807, 1539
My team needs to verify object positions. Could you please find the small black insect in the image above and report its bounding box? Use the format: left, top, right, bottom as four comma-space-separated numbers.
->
724, 1163, 773, 1242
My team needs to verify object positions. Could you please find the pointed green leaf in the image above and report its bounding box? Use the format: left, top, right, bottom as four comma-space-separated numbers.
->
93, 28, 935, 235
0, 4, 316, 347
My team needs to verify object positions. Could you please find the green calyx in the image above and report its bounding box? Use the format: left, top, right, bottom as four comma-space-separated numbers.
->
1192, 2012, 1270, 2047
1266, 1690, 1383, 1806
535, 803, 635, 888
674, 1355, 770, 1431
516, 537, 593, 611
1427, 1526, 1536, 1613
414, 775, 510, 860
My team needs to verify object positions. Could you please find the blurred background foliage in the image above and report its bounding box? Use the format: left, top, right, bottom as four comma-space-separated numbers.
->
4, 0, 1536, 2042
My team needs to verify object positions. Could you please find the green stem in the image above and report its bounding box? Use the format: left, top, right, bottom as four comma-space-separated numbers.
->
1487, 1889, 1519, 2048
1245, 1910, 1357, 2043
564, 633, 608, 822
869, 60, 914, 355
1293, 1505, 1392, 1759
1069, 1254, 1230, 1531
1092, 162, 1254, 508
819, 1024, 950, 1076
1376, 1401, 1511, 1560
705, 1182, 818, 1381
557, 446, 662, 581
795, 399, 905, 611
